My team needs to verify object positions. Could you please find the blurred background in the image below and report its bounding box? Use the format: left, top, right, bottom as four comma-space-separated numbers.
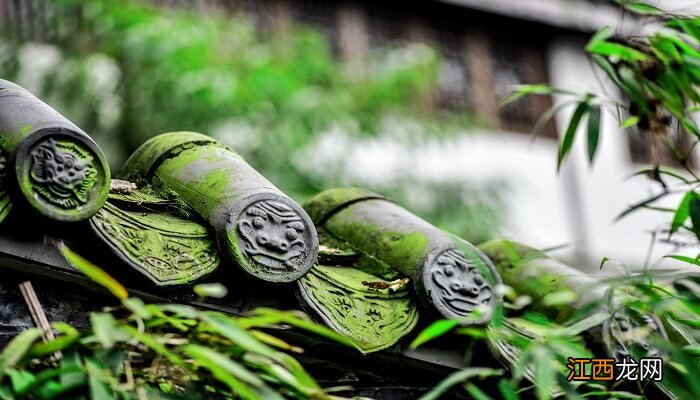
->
1, 0, 698, 270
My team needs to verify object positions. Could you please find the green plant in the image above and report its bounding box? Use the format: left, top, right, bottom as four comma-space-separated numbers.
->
410, 3, 700, 398
503, 1, 700, 262
0, 0, 503, 243
0, 243, 360, 400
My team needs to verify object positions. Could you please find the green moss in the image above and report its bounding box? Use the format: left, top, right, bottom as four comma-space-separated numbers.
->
303, 187, 385, 224
478, 239, 585, 321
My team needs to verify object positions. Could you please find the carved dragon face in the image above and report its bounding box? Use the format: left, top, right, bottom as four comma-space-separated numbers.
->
237, 200, 307, 270
29, 139, 97, 208
430, 249, 494, 318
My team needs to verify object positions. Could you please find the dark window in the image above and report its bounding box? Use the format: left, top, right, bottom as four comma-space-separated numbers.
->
433, 28, 472, 111
491, 40, 554, 136
290, 0, 340, 54
365, 6, 407, 50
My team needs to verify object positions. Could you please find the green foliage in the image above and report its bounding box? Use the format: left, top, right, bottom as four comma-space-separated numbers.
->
0, 246, 360, 399
503, 2, 700, 258
0, 0, 502, 243
412, 250, 700, 399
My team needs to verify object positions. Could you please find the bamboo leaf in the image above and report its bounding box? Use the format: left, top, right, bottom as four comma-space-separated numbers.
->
498, 380, 520, 400
629, 167, 694, 184
183, 347, 277, 400
184, 344, 269, 389
57, 242, 128, 301
250, 330, 303, 354
90, 313, 117, 349
678, 19, 700, 42
193, 283, 228, 299
623, 1, 663, 15
588, 27, 614, 47
614, 191, 670, 221
6, 369, 36, 395
419, 368, 502, 400
244, 308, 361, 351
620, 115, 639, 128
532, 346, 557, 400
665, 254, 700, 266
689, 193, 700, 240
667, 316, 700, 346
121, 325, 187, 368
201, 313, 277, 358
671, 192, 693, 235
464, 382, 493, 400
88, 373, 114, 400
587, 105, 601, 163
0, 329, 43, 377
499, 84, 558, 106
619, 68, 651, 115
558, 100, 590, 171
28, 333, 80, 358
592, 54, 622, 86
559, 312, 609, 336
587, 41, 647, 62
409, 319, 460, 349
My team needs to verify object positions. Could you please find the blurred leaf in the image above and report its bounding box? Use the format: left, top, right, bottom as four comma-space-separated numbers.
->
88, 373, 114, 400
558, 100, 590, 171
409, 319, 460, 349
193, 283, 229, 299
464, 382, 493, 400
52, 322, 79, 336
618, 68, 651, 115
672, 192, 693, 235
587, 105, 601, 163
586, 28, 647, 62
665, 254, 700, 266
59, 352, 86, 390
121, 325, 186, 368
184, 344, 281, 400
592, 54, 622, 86
667, 316, 700, 346
620, 115, 639, 128
615, 190, 670, 221
250, 330, 303, 354
419, 368, 502, 400
588, 27, 614, 47
58, 242, 128, 301
532, 346, 557, 400
542, 291, 579, 307
621, 1, 663, 15
6, 369, 36, 395
630, 167, 693, 184
123, 297, 151, 319
244, 308, 361, 351
202, 313, 278, 358
498, 380, 520, 400
500, 84, 562, 106
0, 329, 43, 377
559, 313, 609, 336
28, 333, 80, 358
689, 193, 700, 240
91, 313, 117, 349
